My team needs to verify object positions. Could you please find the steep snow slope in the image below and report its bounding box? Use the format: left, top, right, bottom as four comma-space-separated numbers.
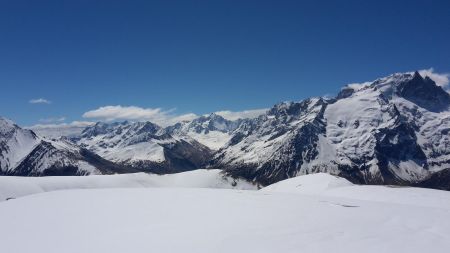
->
321, 72, 450, 184
1, 173, 449, 253
321, 72, 430, 183
12, 139, 101, 176
0, 117, 40, 171
0, 169, 256, 200
391, 97, 450, 172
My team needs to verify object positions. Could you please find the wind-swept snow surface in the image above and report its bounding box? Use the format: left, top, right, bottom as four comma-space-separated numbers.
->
0, 169, 255, 200
261, 172, 354, 194
1, 173, 450, 253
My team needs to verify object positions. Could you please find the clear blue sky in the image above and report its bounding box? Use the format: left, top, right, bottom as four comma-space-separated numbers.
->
1, 0, 449, 126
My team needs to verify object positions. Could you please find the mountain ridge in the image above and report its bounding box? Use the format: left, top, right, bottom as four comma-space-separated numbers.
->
3, 71, 450, 190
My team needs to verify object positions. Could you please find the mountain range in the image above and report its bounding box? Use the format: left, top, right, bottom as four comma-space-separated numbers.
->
2, 71, 450, 190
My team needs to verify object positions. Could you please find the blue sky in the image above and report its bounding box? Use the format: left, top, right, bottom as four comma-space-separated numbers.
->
1, 0, 449, 126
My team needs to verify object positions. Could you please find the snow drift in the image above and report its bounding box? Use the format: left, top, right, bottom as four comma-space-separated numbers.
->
262, 172, 450, 209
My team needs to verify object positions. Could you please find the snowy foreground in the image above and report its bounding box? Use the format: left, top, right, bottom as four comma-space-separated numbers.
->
1, 171, 450, 253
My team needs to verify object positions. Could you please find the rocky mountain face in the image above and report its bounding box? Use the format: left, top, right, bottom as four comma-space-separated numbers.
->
3, 71, 450, 190
211, 98, 330, 185
212, 71, 450, 190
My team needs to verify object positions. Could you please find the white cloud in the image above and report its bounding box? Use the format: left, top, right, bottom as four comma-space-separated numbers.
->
418, 68, 449, 87
214, 108, 268, 120
27, 121, 96, 138
28, 121, 95, 129
29, 98, 51, 104
82, 105, 198, 127
82, 105, 268, 126
346, 81, 372, 91
83, 106, 162, 120
39, 117, 66, 123
171, 113, 198, 123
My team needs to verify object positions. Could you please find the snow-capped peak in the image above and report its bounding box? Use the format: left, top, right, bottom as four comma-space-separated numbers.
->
0, 116, 14, 125
0, 117, 18, 134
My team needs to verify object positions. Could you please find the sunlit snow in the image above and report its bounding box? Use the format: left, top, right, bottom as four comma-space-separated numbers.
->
1, 172, 449, 253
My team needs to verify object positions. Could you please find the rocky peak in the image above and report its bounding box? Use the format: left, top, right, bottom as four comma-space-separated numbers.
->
268, 98, 325, 120
396, 71, 450, 112
81, 122, 110, 137
81, 121, 152, 138
188, 113, 236, 133
336, 86, 355, 99
133, 121, 161, 135
0, 117, 17, 134
0, 117, 37, 141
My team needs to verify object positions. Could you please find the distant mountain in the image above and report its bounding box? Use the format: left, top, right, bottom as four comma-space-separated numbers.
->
164, 113, 243, 150
76, 121, 212, 174
3, 71, 450, 190
0, 117, 134, 176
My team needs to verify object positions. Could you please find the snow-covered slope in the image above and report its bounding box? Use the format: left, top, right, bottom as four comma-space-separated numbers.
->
261, 173, 354, 195
1, 173, 449, 253
0, 169, 256, 200
262, 173, 450, 209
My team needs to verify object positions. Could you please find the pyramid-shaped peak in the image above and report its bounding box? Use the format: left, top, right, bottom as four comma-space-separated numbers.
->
412, 70, 424, 80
